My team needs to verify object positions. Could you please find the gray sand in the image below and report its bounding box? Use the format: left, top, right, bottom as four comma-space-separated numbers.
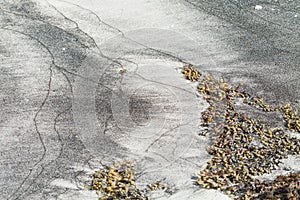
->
0, 0, 299, 199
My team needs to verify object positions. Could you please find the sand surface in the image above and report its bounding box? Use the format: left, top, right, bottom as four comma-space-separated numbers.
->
0, 0, 299, 199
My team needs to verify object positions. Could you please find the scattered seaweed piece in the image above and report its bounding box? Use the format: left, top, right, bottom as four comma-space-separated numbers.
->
182, 65, 201, 81
147, 181, 167, 191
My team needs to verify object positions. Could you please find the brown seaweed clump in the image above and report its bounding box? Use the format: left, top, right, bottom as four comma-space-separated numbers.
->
241, 172, 300, 200
90, 161, 168, 200
281, 103, 300, 132
182, 65, 300, 199
90, 161, 149, 200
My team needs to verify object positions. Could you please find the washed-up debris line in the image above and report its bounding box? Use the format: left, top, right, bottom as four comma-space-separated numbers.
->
182, 65, 300, 199
90, 161, 167, 200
